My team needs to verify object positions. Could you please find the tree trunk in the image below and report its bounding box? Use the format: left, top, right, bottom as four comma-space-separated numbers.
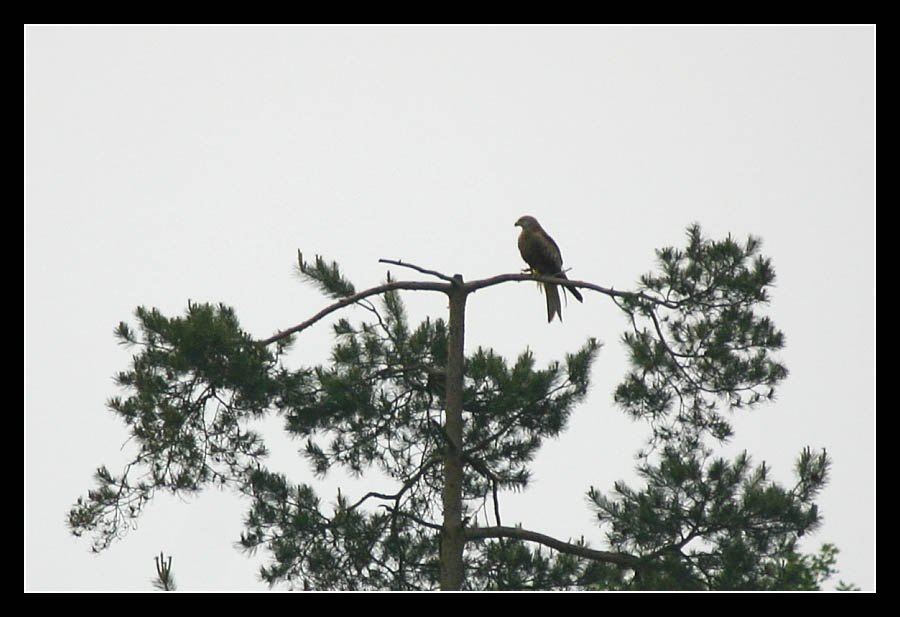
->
439, 276, 466, 590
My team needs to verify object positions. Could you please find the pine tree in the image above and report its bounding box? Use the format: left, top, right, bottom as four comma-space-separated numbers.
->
67, 225, 847, 590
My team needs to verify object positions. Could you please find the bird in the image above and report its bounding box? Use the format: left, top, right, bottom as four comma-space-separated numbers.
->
514, 215, 584, 322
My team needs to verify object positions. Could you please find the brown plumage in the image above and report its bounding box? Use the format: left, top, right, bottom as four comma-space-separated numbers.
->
514, 215, 584, 322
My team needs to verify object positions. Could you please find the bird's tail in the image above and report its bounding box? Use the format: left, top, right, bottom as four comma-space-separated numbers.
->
545, 283, 562, 322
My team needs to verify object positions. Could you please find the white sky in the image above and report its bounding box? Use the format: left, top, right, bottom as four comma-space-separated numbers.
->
25, 25, 875, 591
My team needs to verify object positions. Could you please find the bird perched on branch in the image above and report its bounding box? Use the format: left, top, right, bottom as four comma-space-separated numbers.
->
514, 215, 584, 322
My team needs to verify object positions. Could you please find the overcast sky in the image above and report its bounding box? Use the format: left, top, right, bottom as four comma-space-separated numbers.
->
25, 25, 874, 591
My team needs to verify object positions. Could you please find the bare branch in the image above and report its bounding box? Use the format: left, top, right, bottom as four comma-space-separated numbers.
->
462, 273, 681, 309
465, 525, 639, 569
259, 279, 449, 346
347, 455, 442, 511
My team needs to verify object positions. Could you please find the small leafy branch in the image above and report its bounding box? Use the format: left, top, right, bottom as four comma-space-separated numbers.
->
152, 551, 176, 591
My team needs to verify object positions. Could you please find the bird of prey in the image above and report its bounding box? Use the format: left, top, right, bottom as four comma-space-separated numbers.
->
514, 215, 584, 322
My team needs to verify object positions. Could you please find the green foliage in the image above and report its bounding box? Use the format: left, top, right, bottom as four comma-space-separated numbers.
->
241, 287, 599, 588
239, 469, 441, 589
68, 280, 597, 588
296, 252, 356, 299
588, 447, 829, 589
614, 224, 788, 453
68, 302, 292, 551
584, 225, 845, 590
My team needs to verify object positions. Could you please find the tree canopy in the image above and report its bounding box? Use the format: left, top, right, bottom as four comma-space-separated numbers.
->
68, 224, 847, 590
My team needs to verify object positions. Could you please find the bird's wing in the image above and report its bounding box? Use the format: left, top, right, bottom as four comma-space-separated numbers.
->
519, 227, 564, 275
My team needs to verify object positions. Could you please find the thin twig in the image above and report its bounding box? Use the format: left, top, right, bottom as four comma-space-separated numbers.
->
380, 505, 443, 531
379, 258, 457, 283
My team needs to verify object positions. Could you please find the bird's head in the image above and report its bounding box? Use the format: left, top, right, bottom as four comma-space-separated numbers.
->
514, 215, 541, 230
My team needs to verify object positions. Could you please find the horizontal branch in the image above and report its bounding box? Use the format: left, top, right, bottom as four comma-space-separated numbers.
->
464, 525, 639, 569
260, 267, 678, 347
463, 273, 679, 309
